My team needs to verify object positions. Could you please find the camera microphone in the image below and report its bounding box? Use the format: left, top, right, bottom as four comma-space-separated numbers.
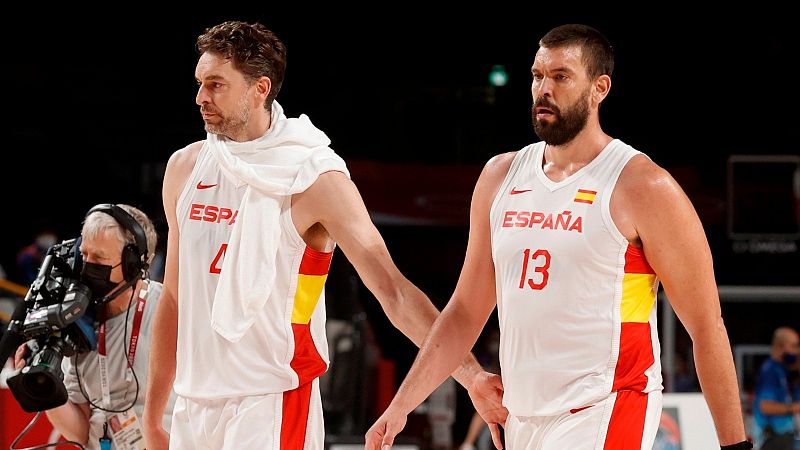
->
0, 300, 29, 366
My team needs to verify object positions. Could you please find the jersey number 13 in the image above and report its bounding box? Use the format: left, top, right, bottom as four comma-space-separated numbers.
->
519, 248, 551, 290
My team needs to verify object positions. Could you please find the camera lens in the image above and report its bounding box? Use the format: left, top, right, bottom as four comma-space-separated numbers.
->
7, 345, 69, 412
21, 370, 59, 399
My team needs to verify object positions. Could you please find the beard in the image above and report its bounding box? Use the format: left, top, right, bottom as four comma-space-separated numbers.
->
532, 88, 590, 146
201, 92, 251, 138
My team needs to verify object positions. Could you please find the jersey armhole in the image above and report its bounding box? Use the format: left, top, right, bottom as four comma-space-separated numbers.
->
600, 151, 646, 248
489, 144, 539, 230
176, 144, 210, 228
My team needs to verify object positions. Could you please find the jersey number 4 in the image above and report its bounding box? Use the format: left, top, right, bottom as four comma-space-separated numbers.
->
210, 243, 228, 274
519, 248, 551, 290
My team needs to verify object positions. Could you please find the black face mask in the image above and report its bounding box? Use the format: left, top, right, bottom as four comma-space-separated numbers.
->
80, 262, 121, 300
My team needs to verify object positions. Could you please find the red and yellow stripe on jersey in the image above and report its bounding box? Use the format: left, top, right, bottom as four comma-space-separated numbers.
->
282, 246, 332, 450
605, 244, 657, 448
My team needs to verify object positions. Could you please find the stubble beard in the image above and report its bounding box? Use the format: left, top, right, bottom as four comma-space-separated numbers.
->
203, 94, 251, 139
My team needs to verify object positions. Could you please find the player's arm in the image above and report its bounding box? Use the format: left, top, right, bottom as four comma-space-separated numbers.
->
362, 153, 514, 450
143, 143, 200, 448
294, 171, 484, 387
621, 158, 747, 446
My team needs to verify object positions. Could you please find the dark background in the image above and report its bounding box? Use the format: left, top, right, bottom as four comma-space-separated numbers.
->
1, 7, 798, 444
2, 8, 798, 282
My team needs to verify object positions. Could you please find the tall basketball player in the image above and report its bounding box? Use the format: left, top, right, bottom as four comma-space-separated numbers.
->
366, 24, 751, 450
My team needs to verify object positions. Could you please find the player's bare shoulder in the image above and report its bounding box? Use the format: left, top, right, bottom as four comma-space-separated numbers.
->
165, 141, 205, 182
614, 153, 694, 236
296, 170, 352, 205
166, 140, 205, 173
484, 152, 517, 179
617, 154, 685, 203
475, 151, 517, 201
291, 170, 353, 234
163, 140, 206, 202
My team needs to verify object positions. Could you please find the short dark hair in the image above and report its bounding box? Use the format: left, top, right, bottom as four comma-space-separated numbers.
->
197, 20, 287, 110
539, 24, 614, 80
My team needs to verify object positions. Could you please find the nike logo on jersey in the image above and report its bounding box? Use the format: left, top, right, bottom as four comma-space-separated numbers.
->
197, 182, 218, 189
510, 187, 532, 195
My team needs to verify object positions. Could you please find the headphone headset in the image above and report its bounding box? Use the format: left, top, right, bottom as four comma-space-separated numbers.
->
85, 204, 149, 283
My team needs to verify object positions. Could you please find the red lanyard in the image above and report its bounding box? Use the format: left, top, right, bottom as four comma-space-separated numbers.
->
98, 292, 146, 363
97, 284, 148, 407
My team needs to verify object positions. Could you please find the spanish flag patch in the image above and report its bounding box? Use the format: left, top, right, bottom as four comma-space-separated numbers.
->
574, 189, 597, 204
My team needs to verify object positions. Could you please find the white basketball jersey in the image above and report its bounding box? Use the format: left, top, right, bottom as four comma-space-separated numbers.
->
489, 139, 663, 416
175, 143, 332, 399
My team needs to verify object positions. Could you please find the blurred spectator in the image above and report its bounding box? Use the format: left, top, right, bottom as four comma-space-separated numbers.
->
752, 327, 800, 450
16, 230, 57, 284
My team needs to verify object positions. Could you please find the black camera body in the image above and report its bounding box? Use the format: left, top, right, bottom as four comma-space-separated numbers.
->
6, 238, 99, 412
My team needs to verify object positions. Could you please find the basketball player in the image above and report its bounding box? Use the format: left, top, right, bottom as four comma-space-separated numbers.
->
365, 24, 752, 450
141, 21, 505, 450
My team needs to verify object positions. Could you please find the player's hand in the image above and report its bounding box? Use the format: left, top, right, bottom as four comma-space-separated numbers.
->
466, 371, 507, 449
364, 406, 408, 450
13, 343, 29, 370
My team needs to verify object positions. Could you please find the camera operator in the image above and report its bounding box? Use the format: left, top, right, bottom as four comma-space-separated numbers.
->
14, 204, 175, 450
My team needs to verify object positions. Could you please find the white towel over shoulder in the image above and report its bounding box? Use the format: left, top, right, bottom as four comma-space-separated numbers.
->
207, 101, 349, 342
